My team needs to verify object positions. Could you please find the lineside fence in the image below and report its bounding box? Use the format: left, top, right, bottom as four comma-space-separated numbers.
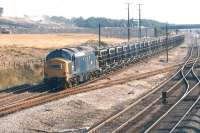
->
0, 59, 44, 70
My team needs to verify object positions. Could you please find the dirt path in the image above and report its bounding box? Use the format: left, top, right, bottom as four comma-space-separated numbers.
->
0, 42, 188, 133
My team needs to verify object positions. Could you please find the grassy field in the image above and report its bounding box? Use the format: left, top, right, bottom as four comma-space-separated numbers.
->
0, 33, 125, 48
0, 66, 43, 89
0, 33, 124, 90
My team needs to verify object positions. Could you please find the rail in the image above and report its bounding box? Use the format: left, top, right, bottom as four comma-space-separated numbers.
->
87, 46, 193, 133
144, 46, 200, 133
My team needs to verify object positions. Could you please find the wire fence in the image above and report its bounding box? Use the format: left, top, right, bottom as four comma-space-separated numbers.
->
0, 59, 44, 70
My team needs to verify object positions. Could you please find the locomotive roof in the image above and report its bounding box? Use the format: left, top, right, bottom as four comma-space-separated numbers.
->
56, 46, 95, 57
62, 46, 95, 53
47, 46, 95, 60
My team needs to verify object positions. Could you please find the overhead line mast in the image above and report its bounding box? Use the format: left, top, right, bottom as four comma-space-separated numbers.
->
126, 3, 131, 42
137, 4, 143, 40
98, 23, 101, 49
166, 23, 169, 62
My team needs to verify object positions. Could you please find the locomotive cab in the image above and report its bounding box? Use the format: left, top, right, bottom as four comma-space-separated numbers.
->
44, 58, 72, 80
44, 58, 72, 87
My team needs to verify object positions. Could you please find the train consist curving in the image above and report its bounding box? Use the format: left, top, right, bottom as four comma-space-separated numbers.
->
44, 35, 185, 88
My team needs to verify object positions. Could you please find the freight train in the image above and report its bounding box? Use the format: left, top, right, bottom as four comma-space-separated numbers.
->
44, 35, 184, 88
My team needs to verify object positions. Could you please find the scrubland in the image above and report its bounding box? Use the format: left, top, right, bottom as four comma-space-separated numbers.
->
0, 33, 124, 89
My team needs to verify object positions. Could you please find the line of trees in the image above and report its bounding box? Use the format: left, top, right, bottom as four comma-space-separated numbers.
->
47, 16, 166, 29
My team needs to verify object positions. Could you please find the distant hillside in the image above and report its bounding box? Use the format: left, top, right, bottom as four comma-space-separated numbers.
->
0, 17, 35, 28
0, 16, 166, 29
0, 16, 78, 34
48, 16, 165, 28
0, 16, 165, 37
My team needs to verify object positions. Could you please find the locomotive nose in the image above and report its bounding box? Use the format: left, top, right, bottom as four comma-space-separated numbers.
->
44, 58, 72, 79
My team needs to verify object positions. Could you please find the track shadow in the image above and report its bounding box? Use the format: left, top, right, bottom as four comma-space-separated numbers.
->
0, 83, 54, 95
0, 84, 31, 93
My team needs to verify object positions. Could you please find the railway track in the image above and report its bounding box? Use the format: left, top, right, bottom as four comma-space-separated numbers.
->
0, 84, 31, 99
87, 45, 199, 133
142, 46, 200, 133
0, 43, 190, 118
0, 83, 49, 107
0, 61, 187, 117
171, 94, 200, 132
0, 42, 186, 107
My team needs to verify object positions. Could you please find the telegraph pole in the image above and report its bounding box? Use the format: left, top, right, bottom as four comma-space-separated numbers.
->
166, 23, 169, 62
195, 35, 198, 47
154, 27, 158, 37
98, 23, 101, 49
126, 3, 130, 42
137, 4, 143, 40
145, 28, 148, 39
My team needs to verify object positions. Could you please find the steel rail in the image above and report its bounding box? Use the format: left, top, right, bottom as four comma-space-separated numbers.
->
144, 81, 200, 133
1, 60, 195, 110
0, 39, 186, 117
169, 47, 200, 133
170, 95, 200, 133
0, 84, 31, 99
144, 46, 200, 133
0, 84, 49, 107
110, 45, 196, 133
88, 46, 193, 133
0, 83, 47, 99
0, 63, 183, 117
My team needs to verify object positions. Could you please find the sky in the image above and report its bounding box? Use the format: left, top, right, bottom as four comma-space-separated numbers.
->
0, 0, 200, 24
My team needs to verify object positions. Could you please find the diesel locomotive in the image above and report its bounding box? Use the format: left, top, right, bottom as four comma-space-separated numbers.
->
44, 35, 185, 88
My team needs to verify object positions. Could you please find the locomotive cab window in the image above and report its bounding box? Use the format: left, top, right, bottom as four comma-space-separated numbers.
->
49, 64, 63, 70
